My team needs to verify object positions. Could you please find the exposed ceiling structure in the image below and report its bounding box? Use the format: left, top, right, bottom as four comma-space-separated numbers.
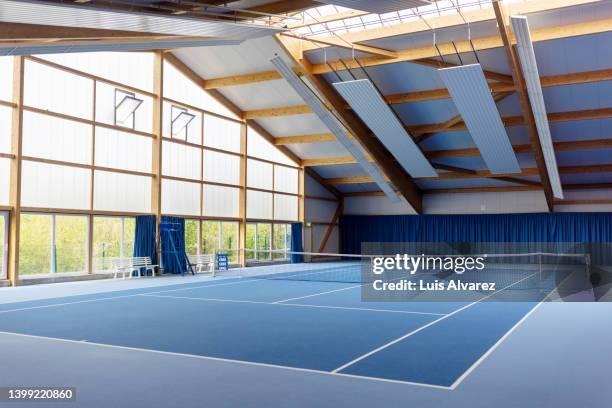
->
3, 0, 610, 213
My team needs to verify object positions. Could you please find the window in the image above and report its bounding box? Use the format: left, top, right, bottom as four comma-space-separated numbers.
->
201, 220, 219, 256
170, 105, 195, 141
92, 216, 135, 273
0, 212, 7, 279
19, 213, 88, 276
273, 224, 291, 261
221, 222, 239, 263
257, 223, 271, 261
199, 220, 239, 263
246, 223, 256, 261
114, 88, 143, 129
185, 219, 199, 256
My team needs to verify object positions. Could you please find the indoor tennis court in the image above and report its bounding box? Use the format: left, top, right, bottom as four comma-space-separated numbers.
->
1, 0, 612, 407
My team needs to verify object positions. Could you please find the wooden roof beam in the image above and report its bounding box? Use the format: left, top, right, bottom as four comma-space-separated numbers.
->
275, 35, 424, 212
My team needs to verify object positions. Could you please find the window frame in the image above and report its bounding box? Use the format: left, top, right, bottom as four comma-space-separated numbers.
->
0, 211, 7, 279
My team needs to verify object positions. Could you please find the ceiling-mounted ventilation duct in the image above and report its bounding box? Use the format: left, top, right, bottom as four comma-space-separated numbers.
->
511, 15, 563, 199
333, 79, 437, 178
0, 0, 284, 39
270, 56, 401, 203
438, 64, 521, 174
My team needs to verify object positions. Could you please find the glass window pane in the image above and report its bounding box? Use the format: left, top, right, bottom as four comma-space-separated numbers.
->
221, 222, 238, 263
201, 221, 219, 255
163, 101, 202, 145
19, 214, 52, 275
92, 217, 121, 272
185, 219, 199, 256
55, 215, 87, 274
257, 223, 271, 261
123, 218, 135, 257
246, 223, 256, 261
273, 224, 288, 261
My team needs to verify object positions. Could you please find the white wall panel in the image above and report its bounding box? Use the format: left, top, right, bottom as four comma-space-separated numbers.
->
274, 166, 298, 194
203, 184, 239, 218
203, 150, 240, 185
305, 199, 338, 222
0, 56, 13, 101
22, 111, 92, 164
42, 52, 154, 92
162, 141, 201, 180
274, 194, 298, 221
246, 159, 272, 190
163, 62, 239, 120
203, 114, 240, 153
94, 171, 151, 213
161, 179, 200, 216
246, 189, 272, 219
21, 161, 90, 209
247, 126, 295, 166
95, 126, 152, 173
24, 60, 93, 119
0, 157, 9, 205
0, 105, 11, 154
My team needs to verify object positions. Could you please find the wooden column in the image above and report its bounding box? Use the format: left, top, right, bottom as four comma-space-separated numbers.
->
151, 51, 164, 269
7, 56, 24, 286
238, 123, 247, 267
298, 166, 305, 253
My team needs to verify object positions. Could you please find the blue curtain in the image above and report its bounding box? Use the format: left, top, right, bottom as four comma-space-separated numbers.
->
341, 213, 612, 254
160, 216, 186, 274
134, 215, 157, 277
290, 222, 304, 263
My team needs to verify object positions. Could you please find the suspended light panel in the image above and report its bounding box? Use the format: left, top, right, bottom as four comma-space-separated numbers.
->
333, 79, 437, 178
438, 64, 521, 174
270, 56, 401, 203
511, 15, 563, 199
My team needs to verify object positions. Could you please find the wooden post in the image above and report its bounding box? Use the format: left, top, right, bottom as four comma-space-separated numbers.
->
238, 123, 247, 267
151, 51, 164, 273
7, 56, 24, 286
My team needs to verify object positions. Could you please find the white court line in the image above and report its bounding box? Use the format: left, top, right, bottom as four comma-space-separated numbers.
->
0, 278, 262, 314
141, 294, 446, 316
331, 272, 540, 373
272, 284, 362, 304
0, 330, 452, 390
448, 269, 580, 390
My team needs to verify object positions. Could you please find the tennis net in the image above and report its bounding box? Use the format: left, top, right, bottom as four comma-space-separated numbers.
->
242, 250, 591, 291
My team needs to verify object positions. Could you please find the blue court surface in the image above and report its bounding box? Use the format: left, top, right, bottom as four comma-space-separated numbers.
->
0, 272, 557, 388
